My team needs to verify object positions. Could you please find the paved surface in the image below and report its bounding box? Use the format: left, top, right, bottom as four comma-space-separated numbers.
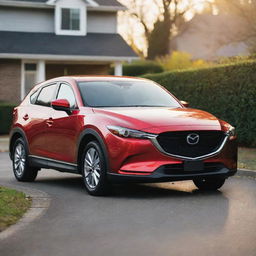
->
0, 136, 8, 152
0, 152, 256, 256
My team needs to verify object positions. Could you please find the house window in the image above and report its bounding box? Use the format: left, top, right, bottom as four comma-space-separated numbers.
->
24, 63, 37, 95
55, 3, 86, 36
61, 8, 80, 31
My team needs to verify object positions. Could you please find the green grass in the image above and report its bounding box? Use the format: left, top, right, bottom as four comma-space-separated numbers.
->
238, 148, 256, 170
0, 186, 31, 232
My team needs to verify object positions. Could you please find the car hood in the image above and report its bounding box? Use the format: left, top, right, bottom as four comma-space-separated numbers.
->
93, 107, 222, 133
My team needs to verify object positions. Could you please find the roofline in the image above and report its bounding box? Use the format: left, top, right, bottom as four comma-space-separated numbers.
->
0, 53, 138, 62
0, 0, 51, 8
0, 0, 126, 11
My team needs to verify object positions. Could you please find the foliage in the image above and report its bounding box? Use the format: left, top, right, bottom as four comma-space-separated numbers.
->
147, 11, 171, 59
157, 51, 211, 71
144, 60, 256, 147
110, 61, 164, 76
0, 186, 31, 232
238, 148, 256, 170
214, 0, 256, 53
0, 103, 16, 134
119, 0, 209, 58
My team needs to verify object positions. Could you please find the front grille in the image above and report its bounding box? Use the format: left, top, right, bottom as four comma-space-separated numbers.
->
156, 131, 226, 158
163, 162, 225, 175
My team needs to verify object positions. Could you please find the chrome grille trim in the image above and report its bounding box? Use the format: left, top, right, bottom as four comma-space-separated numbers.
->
150, 134, 229, 161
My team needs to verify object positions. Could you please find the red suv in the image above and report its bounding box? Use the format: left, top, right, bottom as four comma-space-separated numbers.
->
9, 76, 237, 195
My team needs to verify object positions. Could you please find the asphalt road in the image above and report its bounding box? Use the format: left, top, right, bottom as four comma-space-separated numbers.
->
0, 152, 256, 256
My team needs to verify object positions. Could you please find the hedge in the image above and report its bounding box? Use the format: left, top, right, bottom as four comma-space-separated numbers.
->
110, 61, 164, 76
144, 60, 256, 147
0, 103, 16, 134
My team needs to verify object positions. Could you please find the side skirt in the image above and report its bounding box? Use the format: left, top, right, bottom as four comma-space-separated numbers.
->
28, 155, 79, 174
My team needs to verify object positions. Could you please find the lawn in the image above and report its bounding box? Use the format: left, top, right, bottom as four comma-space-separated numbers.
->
238, 147, 256, 170
0, 186, 31, 232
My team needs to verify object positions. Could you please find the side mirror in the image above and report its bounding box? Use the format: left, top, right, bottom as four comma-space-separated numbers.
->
180, 100, 189, 108
51, 99, 71, 114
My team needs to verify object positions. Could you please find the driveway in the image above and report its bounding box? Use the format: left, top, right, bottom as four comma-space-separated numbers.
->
0, 152, 256, 256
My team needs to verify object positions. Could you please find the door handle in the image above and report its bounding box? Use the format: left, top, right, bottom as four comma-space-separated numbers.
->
23, 114, 29, 121
46, 118, 53, 127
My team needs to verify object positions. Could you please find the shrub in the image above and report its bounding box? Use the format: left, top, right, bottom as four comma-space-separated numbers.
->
144, 60, 256, 147
110, 61, 164, 76
157, 51, 210, 71
0, 103, 16, 134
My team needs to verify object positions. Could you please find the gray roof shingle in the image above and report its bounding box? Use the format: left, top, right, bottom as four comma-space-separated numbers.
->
0, 31, 137, 58
94, 0, 123, 7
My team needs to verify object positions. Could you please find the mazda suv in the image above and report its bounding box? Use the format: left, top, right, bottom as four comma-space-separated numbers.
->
9, 76, 237, 195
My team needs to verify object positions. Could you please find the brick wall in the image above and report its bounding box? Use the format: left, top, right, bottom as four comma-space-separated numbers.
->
46, 63, 110, 80
0, 59, 21, 104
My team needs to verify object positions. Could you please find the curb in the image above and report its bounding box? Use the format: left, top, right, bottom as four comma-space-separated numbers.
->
237, 169, 256, 179
0, 183, 51, 240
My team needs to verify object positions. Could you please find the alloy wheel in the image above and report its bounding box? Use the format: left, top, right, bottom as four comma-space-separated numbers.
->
84, 147, 101, 189
14, 143, 26, 177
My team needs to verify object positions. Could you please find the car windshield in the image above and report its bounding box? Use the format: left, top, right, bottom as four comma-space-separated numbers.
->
77, 80, 181, 108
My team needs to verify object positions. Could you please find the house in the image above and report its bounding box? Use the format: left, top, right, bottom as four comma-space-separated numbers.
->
0, 0, 138, 103
171, 13, 250, 60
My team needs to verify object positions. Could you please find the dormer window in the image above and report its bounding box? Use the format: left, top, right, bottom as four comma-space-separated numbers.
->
61, 8, 80, 31
55, 1, 86, 36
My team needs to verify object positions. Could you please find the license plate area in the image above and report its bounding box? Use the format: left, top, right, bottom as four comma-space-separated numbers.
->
184, 161, 204, 172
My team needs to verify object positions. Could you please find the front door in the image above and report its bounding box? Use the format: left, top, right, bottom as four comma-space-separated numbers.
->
46, 83, 80, 164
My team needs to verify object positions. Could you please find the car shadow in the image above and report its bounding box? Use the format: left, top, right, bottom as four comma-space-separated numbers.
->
34, 173, 225, 199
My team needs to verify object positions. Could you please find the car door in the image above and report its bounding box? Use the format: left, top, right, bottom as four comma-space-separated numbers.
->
26, 83, 58, 158
45, 82, 80, 163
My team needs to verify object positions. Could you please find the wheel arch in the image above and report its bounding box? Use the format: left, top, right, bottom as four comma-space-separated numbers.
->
9, 127, 29, 160
77, 129, 109, 174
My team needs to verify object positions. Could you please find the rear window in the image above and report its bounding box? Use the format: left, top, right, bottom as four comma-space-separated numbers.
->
36, 84, 57, 107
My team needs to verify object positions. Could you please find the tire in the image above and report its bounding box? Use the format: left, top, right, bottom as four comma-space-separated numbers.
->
193, 177, 226, 191
81, 141, 110, 196
12, 138, 38, 182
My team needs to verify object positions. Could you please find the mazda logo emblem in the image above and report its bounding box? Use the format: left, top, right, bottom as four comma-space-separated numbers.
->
186, 133, 200, 145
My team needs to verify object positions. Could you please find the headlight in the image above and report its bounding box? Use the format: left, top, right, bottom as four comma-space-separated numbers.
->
226, 126, 236, 137
107, 125, 157, 139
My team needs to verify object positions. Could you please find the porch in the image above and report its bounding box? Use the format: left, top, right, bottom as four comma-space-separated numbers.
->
22, 59, 123, 99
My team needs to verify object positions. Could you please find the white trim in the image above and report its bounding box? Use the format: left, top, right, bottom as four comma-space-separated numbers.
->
37, 60, 46, 83
0, 53, 139, 62
86, 0, 99, 7
47, 0, 99, 6
46, 0, 56, 5
21, 60, 47, 100
114, 61, 122, 76
21, 60, 25, 100
55, 3, 87, 36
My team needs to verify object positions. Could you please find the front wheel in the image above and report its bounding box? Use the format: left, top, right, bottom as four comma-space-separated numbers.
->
12, 138, 38, 182
193, 177, 226, 191
81, 141, 110, 196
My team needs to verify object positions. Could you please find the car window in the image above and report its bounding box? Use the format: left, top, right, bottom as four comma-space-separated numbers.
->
57, 83, 77, 109
36, 84, 57, 107
78, 80, 181, 108
30, 89, 39, 104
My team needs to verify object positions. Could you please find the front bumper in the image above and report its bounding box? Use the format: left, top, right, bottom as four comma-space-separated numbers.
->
108, 164, 237, 183
106, 132, 237, 175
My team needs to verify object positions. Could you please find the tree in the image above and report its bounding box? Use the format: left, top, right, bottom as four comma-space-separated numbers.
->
119, 0, 210, 59
214, 0, 256, 53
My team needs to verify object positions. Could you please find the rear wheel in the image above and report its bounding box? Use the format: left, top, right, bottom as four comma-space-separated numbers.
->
193, 177, 226, 191
81, 141, 110, 196
12, 138, 38, 182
